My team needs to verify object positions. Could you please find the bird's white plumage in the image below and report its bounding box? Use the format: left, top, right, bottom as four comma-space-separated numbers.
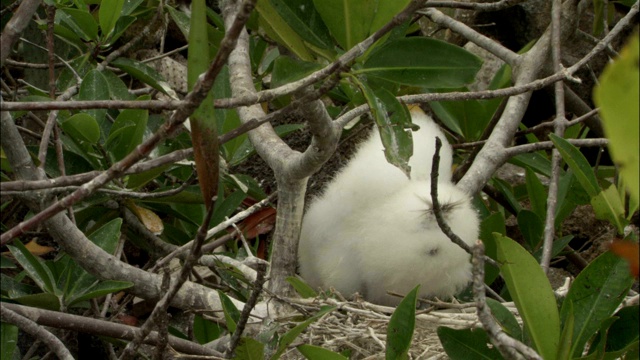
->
298, 109, 479, 306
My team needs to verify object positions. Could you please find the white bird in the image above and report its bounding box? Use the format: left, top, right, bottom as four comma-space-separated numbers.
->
298, 109, 479, 306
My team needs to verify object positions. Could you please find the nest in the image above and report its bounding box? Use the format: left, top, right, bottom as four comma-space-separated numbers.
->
275, 295, 521, 359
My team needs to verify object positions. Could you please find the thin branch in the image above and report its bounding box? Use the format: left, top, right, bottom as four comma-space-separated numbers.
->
226, 262, 268, 356
0, 0, 258, 245
419, 8, 520, 65
0, 303, 74, 360
0, 0, 41, 65
119, 194, 216, 359
1, 302, 221, 357
429, 137, 500, 268
541, 0, 570, 274
423, 0, 528, 11
472, 241, 542, 360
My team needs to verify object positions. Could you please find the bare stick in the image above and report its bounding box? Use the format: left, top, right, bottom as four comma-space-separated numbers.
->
472, 241, 542, 360
0, 303, 74, 360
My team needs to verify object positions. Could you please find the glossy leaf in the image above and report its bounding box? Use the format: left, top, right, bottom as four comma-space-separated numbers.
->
57, 8, 98, 41
59, 113, 101, 144
286, 276, 318, 298
271, 306, 335, 360
438, 327, 503, 360
255, 0, 314, 61
67, 280, 133, 306
360, 38, 482, 88
591, 183, 627, 234
298, 344, 348, 360
429, 91, 494, 140
218, 290, 240, 333
549, 134, 600, 197
494, 233, 559, 360
102, 69, 134, 101
312, 0, 376, 50
386, 285, 419, 360
369, 0, 411, 35
236, 337, 265, 360
517, 210, 543, 251
594, 32, 639, 204
479, 212, 505, 284
8, 241, 57, 294
556, 302, 574, 360
1, 323, 18, 360
270, 0, 333, 50
605, 305, 639, 352
189, 0, 219, 210
271, 56, 322, 88
560, 251, 634, 357
106, 95, 149, 161
193, 314, 223, 344
111, 57, 171, 95
486, 298, 522, 341
525, 167, 547, 220
10, 292, 61, 311
356, 79, 412, 177
78, 70, 110, 133
99, 0, 125, 38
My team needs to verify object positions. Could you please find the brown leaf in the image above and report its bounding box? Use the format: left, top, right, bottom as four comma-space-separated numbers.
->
24, 239, 55, 257
239, 207, 277, 239
609, 240, 639, 278
129, 203, 164, 235
190, 119, 219, 210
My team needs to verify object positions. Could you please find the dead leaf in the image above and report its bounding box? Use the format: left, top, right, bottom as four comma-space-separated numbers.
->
609, 240, 639, 278
24, 239, 55, 257
239, 207, 277, 239
129, 203, 164, 235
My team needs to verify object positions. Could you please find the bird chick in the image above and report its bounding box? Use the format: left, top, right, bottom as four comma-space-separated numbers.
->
298, 110, 478, 306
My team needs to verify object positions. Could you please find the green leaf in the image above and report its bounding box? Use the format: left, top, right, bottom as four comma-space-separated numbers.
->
57, 8, 99, 41
270, 0, 333, 50
355, 79, 412, 177
437, 327, 503, 360
193, 314, 223, 344
255, 0, 314, 61
369, 0, 411, 35
166, 5, 190, 39
594, 32, 639, 204
235, 337, 265, 360
67, 280, 133, 306
271, 56, 322, 88
8, 241, 57, 294
286, 276, 318, 298
605, 305, 639, 352
561, 251, 635, 357
556, 302, 574, 360
102, 69, 134, 101
10, 292, 61, 311
479, 212, 505, 285
78, 69, 110, 132
218, 290, 241, 333
591, 183, 627, 234
106, 95, 150, 162
111, 57, 171, 94
386, 285, 419, 360
360, 38, 482, 88
517, 210, 543, 251
549, 134, 600, 197
59, 113, 101, 144
509, 153, 552, 178
312, 0, 376, 50
211, 190, 246, 227
271, 306, 335, 360
298, 344, 348, 360
188, 0, 219, 209
486, 298, 522, 341
0, 255, 16, 269
99, 0, 125, 38
494, 233, 560, 360
429, 91, 494, 140
525, 167, 547, 220
1, 322, 18, 360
